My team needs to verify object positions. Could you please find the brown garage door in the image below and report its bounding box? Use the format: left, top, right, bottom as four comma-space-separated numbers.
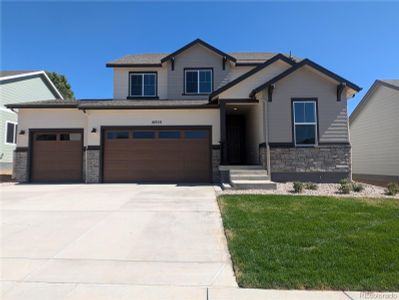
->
31, 131, 83, 182
103, 127, 211, 183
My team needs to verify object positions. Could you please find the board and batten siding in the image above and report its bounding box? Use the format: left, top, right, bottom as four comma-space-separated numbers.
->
350, 84, 399, 177
267, 66, 349, 143
0, 76, 59, 169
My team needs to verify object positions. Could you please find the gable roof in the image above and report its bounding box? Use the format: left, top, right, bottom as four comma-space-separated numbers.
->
349, 79, 399, 124
250, 59, 362, 97
0, 70, 64, 99
160, 38, 237, 64
209, 54, 296, 100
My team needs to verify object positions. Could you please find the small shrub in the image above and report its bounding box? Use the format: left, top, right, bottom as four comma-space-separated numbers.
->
352, 182, 364, 193
293, 181, 304, 193
386, 182, 399, 196
339, 178, 352, 194
305, 182, 318, 190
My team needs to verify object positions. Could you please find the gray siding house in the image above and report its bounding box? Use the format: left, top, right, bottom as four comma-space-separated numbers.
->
0, 71, 62, 176
7, 39, 361, 187
350, 80, 399, 186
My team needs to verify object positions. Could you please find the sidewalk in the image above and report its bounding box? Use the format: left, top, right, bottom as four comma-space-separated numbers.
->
2, 283, 398, 300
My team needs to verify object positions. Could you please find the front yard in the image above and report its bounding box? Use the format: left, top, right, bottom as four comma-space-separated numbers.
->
218, 195, 399, 291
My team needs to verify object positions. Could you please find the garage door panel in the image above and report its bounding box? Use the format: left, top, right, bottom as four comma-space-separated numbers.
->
103, 128, 210, 183
32, 132, 83, 182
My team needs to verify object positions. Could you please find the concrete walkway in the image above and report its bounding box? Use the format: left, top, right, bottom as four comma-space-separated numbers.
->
0, 184, 236, 299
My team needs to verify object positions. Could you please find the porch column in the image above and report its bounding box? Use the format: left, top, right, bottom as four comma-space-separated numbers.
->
220, 101, 227, 165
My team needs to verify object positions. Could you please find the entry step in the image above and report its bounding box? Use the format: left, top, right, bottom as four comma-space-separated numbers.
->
231, 180, 277, 190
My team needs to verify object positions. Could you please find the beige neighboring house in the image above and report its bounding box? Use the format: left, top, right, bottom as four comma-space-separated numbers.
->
0, 71, 62, 177
6, 39, 361, 188
350, 80, 399, 186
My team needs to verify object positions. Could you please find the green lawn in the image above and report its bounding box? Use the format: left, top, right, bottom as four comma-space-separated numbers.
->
218, 195, 399, 291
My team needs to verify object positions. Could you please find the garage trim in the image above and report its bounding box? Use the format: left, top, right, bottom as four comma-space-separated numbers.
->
28, 128, 85, 182
99, 125, 213, 183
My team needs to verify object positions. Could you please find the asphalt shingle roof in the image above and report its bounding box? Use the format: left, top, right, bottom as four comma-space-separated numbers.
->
6, 99, 216, 109
380, 80, 399, 88
0, 70, 40, 78
107, 52, 299, 66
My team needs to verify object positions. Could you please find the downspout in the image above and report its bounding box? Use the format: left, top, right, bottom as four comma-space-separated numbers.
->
262, 95, 271, 174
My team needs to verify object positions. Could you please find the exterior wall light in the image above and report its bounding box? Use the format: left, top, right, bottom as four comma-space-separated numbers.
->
19, 130, 25, 135
91, 128, 97, 133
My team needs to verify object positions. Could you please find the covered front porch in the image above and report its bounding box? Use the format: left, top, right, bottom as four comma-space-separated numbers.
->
219, 100, 266, 167
217, 100, 275, 190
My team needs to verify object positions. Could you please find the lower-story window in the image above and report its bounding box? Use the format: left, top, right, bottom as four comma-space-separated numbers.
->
5, 121, 17, 145
292, 100, 318, 146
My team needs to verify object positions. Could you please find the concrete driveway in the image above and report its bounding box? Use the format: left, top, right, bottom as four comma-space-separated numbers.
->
0, 183, 236, 299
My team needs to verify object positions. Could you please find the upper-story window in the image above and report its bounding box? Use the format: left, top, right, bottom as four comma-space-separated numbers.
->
292, 100, 318, 146
184, 69, 213, 94
129, 72, 157, 97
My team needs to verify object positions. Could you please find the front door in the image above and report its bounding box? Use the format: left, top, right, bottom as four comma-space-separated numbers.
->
226, 115, 246, 164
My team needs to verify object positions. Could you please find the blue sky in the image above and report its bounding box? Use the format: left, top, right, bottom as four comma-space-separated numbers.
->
1, 1, 398, 114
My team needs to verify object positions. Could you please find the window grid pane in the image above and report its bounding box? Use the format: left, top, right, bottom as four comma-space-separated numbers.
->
143, 74, 156, 96
199, 70, 211, 93
295, 125, 316, 145
185, 71, 198, 93
159, 131, 181, 139
131, 75, 142, 96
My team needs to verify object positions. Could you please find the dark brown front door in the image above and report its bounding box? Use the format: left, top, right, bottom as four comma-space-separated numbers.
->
103, 127, 211, 183
31, 131, 83, 182
226, 115, 246, 164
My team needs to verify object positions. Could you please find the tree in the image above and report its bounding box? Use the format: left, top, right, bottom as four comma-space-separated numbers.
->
46, 71, 75, 99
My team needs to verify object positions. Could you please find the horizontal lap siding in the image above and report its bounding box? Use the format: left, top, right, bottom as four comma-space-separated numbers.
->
350, 85, 399, 177
268, 66, 349, 143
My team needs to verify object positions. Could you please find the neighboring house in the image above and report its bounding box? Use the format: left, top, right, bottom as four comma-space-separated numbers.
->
6, 39, 361, 186
0, 71, 62, 177
350, 80, 399, 186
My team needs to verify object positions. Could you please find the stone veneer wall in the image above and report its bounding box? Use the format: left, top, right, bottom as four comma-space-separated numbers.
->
259, 144, 267, 169
270, 144, 351, 183
86, 149, 100, 183
212, 147, 221, 183
13, 150, 28, 182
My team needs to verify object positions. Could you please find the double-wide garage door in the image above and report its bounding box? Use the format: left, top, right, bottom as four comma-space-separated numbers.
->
31, 131, 83, 182
103, 127, 211, 183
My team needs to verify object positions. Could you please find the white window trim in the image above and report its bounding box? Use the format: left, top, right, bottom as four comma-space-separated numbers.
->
184, 69, 212, 94
129, 73, 157, 97
4, 121, 17, 145
293, 100, 318, 147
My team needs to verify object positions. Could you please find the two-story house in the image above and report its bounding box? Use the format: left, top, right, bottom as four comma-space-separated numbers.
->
7, 39, 361, 186
0, 70, 62, 179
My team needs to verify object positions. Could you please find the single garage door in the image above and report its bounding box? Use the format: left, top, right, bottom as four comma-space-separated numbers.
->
103, 127, 211, 183
31, 131, 83, 182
